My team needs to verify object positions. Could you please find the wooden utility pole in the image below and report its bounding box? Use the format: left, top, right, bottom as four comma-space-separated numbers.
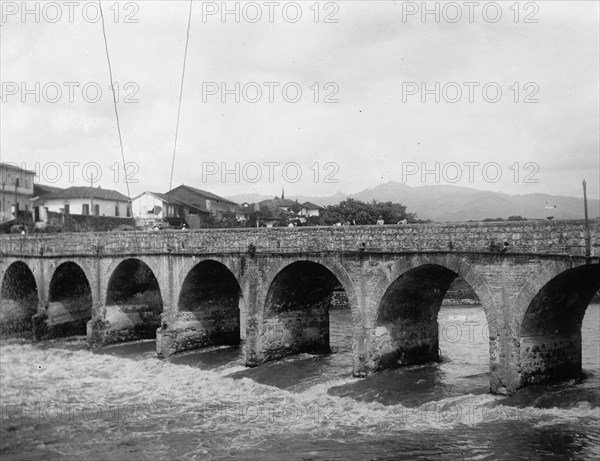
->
14, 176, 19, 220
1, 181, 5, 222
90, 175, 95, 216
583, 179, 591, 261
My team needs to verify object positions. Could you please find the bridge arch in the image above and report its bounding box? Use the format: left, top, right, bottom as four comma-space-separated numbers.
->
103, 256, 164, 304
518, 262, 600, 387
0, 261, 38, 335
104, 258, 164, 341
176, 257, 243, 303
177, 259, 245, 346
46, 261, 93, 337
365, 254, 497, 374
45, 259, 96, 306
513, 260, 586, 321
260, 257, 359, 323
367, 254, 496, 327
259, 258, 359, 362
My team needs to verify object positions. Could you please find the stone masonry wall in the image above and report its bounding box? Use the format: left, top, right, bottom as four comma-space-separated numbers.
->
1, 219, 597, 258
519, 331, 582, 385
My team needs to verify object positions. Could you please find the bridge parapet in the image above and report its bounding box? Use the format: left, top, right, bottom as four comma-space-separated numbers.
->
0, 219, 597, 258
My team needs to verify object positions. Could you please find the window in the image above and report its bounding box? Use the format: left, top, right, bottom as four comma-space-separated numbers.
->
65, 204, 70, 215
94, 204, 100, 216
115, 204, 120, 217
126, 205, 131, 218
81, 204, 88, 215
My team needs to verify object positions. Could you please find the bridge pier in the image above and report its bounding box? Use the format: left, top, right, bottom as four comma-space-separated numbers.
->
488, 329, 521, 395
31, 311, 48, 341
32, 302, 92, 340
258, 308, 331, 362
519, 331, 583, 385
367, 319, 440, 371
245, 314, 332, 366
515, 263, 600, 389
351, 326, 371, 377
88, 304, 162, 346
156, 304, 243, 357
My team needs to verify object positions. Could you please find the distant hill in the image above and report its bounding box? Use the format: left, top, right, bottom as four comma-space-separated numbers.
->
227, 182, 599, 222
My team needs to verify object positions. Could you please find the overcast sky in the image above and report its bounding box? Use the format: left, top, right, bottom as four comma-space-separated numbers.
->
1, 0, 598, 201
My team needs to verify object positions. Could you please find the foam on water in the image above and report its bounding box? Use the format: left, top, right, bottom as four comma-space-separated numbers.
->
1, 305, 598, 459
1, 343, 598, 439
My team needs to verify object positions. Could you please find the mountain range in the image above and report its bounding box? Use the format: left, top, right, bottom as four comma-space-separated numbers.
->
227, 182, 599, 222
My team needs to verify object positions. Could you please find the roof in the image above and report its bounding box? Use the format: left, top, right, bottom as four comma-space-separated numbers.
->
237, 202, 261, 212
133, 191, 211, 215
0, 162, 36, 175
167, 185, 238, 207
258, 198, 298, 209
133, 191, 179, 204
33, 184, 63, 197
39, 186, 130, 202
302, 201, 323, 210
149, 192, 173, 202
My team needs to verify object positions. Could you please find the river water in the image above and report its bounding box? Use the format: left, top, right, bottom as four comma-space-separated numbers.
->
1, 304, 598, 460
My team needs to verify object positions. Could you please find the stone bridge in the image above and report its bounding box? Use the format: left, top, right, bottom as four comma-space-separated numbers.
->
1, 220, 599, 395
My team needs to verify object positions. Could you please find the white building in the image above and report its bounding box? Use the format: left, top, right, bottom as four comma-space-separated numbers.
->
131, 191, 184, 228
300, 202, 323, 218
33, 186, 131, 225
132, 186, 237, 229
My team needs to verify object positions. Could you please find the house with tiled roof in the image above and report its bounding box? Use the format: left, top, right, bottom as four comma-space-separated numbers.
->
132, 191, 209, 229
251, 197, 302, 227
132, 185, 238, 229
300, 201, 323, 218
257, 198, 299, 212
167, 185, 237, 214
252, 197, 324, 226
33, 186, 131, 224
132, 191, 176, 227
166, 185, 237, 226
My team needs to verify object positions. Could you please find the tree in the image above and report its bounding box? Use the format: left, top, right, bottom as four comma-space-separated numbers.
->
202, 212, 240, 228
242, 205, 291, 227
290, 200, 303, 214
319, 198, 415, 225
305, 216, 322, 226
